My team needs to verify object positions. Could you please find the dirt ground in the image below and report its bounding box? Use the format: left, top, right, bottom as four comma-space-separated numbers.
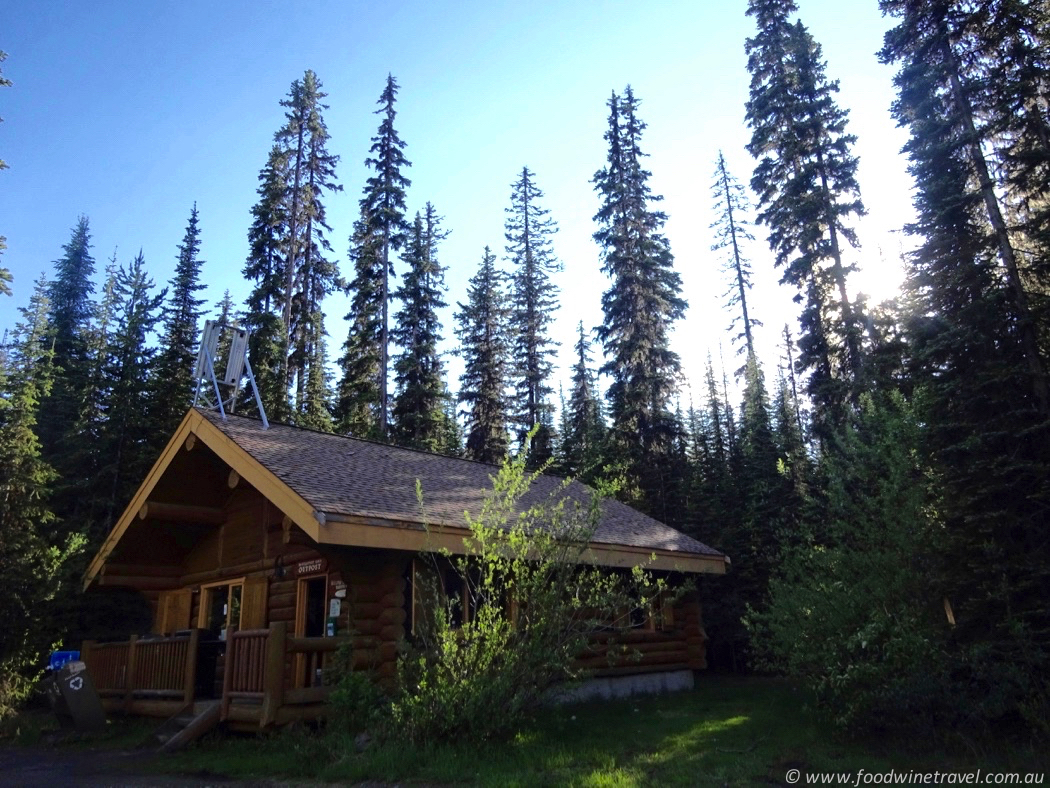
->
0, 745, 276, 787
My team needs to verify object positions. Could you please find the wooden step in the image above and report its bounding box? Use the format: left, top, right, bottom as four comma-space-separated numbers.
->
155, 700, 221, 753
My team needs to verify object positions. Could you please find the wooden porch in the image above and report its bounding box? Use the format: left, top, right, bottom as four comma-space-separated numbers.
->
82, 622, 347, 730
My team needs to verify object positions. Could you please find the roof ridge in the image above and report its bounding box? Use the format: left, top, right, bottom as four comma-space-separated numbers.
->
195, 407, 534, 474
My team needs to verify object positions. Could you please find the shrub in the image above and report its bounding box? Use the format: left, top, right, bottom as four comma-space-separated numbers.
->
389, 451, 668, 745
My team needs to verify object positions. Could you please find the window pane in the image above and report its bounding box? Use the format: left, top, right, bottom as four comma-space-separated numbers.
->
229, 584, 243, 632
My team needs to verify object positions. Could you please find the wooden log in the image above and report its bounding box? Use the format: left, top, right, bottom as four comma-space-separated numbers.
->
287, 636, 349, 654
269, 591, 296, 610
138, 502, 225, 524
124, 699, 188, 718
184, 434, 196, 451
378, 624, 402, 642
98, 576, 181, 592
227, 469, 241, 489
269, 605, 296, 623
377, 607, 406, 626
260, 622, 286, 728
377, 641, 399, 663
283, 686, 330, 705
103, 563, 182, 578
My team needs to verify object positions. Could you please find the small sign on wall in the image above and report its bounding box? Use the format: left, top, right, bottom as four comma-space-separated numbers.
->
329, 598, 341, 618
295, 558, 327, 576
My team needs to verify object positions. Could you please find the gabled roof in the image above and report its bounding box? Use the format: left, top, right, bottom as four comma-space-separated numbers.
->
85, 409, 727, 586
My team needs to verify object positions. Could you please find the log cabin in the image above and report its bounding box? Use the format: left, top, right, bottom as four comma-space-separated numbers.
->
81, 408, 728, 732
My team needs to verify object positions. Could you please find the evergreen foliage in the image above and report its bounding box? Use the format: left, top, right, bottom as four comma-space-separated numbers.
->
243, 145, 292, 419
455, 247, 510, 464
151, 204, 207, 443
745, 0, 867, 436
339, 74, 411, 439
391, 204, 451, 451
558, 321, 605, 482
96, 252, 165, 541
877, 0, 1050, 734
0, 277, 82, 716
592, 87, 688, 520
504, 166, 560, 466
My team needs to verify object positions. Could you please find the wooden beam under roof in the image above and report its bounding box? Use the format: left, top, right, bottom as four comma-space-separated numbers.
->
137, 502, 225, 524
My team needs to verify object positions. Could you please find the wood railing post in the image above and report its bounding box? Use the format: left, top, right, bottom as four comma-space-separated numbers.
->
183, 629, 200, 706
260, 622, 286, 728
124, 635, 139, 713
220, 634, 235, 721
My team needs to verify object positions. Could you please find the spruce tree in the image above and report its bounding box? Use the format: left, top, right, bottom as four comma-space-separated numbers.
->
504, 166, 560, 466
0, 275, 78, 709
243, 145, 291, 419
559, 321, 605, 481
97, 252, 165, 541
710, 151, 759, 364
880, 0, 1050, 720
592, 87, 687, 517
391, 203, 449, 451
745, 0, 867, 434
455, 247, 510, 464
339, 75, 411, 439
268, 70, 341, 424
151, 204, 207, 443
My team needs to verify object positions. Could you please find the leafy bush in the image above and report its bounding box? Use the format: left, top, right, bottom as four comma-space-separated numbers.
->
388, 451, 667, 745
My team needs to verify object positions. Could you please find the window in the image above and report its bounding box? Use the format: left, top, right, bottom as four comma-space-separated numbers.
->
198, 580, 244, 640
409, 558, 474, 638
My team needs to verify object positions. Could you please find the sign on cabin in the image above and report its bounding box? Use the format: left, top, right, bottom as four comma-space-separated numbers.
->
296, 558, 327, 576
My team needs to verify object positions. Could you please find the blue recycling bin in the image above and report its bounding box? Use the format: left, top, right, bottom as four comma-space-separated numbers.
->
48, 650, 80, 672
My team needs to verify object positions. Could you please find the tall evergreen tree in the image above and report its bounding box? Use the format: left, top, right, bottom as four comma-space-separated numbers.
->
270, 70, 341, 423
879, 0, 1050, 714
592, 87, 687, 517
559, 322, 605, 481
455, 247, 510, 464
339, 74, 411, 439
96, 252, 165, 541
745, 0, 867, 434
0, 275, 78, 710
151, 204, 207, 443
504, 166, 561, 466
710, 151, 759, 363
243, 145, 291, 419
391, 203, 449, 451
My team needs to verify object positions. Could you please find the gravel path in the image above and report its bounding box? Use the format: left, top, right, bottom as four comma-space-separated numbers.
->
0, 745, 276, 787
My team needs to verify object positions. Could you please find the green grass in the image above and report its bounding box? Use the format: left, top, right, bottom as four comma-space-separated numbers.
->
158, 677, 1046, 786
6, 678, 1046, 785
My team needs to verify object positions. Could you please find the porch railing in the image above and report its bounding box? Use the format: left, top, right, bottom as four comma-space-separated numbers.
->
82, 630, 199, 710
83, 623, 349, 727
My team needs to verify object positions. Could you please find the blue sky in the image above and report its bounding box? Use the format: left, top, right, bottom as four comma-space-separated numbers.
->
1, 0, 914, 403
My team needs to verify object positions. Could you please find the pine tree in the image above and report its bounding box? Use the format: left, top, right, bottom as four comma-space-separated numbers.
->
559, 322, 605, 481
243, 145, 291, 420
151, 204, 207, 443
298, 313, 333, 432
710, 151, 759, 364
391, 204, 449, 451
339, 75, 411, 439
592, 87, 687, 516
455, 247, 510, 464
0, 275, 78, 710
504, 166, 561, 466
745, 0, 867, 435
96, 251, 165, 542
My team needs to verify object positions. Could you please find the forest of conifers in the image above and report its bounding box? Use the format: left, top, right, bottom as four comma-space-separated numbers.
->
1, 0, 1048, 742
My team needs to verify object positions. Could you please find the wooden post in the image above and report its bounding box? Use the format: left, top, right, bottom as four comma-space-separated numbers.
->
183, 629, 200, 706
260, 622, 287, 728
124, 635, 139, 713
220, 634, 235, 721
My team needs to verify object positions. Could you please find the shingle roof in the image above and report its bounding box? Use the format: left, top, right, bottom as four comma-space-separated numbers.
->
199, 409, 724, 559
